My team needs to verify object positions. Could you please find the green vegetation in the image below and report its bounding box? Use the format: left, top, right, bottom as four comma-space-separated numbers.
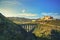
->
45, 20, 60, 26
38, 19, 60, 26
33, 20, 60, 40
7, 17, 33, 24
0, 13, 60, 40
0, 13, 27, 40
0, 13, 37, 40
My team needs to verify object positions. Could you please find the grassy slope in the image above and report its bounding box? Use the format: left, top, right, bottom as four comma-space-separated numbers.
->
33, 20, 60, 40
3, 14, 60, 40
7, 17, 32, 24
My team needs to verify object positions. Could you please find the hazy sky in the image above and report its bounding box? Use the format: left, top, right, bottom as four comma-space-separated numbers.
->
0, 0, 60, 19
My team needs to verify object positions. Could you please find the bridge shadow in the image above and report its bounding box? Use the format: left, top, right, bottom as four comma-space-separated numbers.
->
17, 24, 37, 33
29, 26, 36, 33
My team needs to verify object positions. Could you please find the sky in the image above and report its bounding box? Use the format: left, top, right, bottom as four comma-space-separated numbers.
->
0, 0, 60, 19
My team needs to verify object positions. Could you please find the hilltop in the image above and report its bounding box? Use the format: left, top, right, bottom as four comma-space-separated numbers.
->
36, 16, 60, 26
7, 17, 33, 24
33, 16, 60, 40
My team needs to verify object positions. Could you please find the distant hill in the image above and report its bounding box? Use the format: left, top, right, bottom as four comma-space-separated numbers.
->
7, 17, 33, 24
0, 13, 27, 40
0, 13, 37, 40
0, 13, 60, 40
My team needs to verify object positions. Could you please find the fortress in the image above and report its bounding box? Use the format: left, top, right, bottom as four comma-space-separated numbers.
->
36, 16, 54, 24
41, 16, 53, 20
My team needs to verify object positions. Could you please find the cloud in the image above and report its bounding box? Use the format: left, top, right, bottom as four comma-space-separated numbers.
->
41, 12, 58, 16
0, 8, 60, 19
22, 9, 26, 13
2, 13, 37, 17
41, 12, 60, 19
53, 16, 60, 19
0, 8, 37, 17
0, 8, 15, 17
0, 0, 21, 6
19, 13, 37, 17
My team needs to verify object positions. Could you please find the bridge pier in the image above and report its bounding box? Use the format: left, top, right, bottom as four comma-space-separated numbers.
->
20, 24, 37, 32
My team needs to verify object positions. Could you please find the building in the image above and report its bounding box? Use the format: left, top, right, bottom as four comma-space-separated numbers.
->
42, 16, 53, 20
36, 16, 54, 23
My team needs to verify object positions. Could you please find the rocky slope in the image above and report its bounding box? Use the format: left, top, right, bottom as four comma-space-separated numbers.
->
0, 13, 27, 40
0, 13, 60, 40
33, 19, 60, 40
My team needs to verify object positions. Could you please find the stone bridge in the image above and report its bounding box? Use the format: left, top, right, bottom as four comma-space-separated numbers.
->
18, 24, 37, 32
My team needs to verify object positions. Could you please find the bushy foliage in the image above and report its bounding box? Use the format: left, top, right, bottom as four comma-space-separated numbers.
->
0, 13, 60, 40
33, 23, 60, 40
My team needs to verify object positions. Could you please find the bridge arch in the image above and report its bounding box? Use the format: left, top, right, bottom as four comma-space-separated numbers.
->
19, 24, 37, 32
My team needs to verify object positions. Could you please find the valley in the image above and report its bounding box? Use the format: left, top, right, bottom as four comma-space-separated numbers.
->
0, 13, 60, 40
